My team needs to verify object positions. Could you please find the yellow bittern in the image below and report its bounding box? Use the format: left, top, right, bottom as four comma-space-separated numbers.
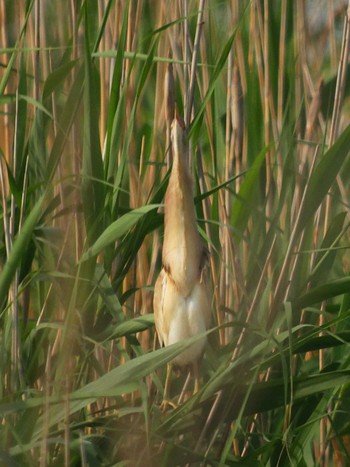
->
153, 116, 211, 409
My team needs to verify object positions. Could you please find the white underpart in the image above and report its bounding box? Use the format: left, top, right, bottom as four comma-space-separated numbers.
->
166, 284, 207, 366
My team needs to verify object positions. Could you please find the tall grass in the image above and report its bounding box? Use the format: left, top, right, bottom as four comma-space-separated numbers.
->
1, 0, 350, 465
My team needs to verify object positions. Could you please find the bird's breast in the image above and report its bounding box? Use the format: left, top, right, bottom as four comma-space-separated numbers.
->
163, 185, 202, 294
163, 279, 211, 366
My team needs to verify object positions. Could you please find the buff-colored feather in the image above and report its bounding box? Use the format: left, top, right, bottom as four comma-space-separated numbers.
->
153, 118, 211, 407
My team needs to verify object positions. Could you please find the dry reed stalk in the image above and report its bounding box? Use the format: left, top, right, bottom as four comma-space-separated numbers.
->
0, 1, 10, 167
125, 0, 134, 79
252, 1, 264, 114
277, 0, 286, 133
129, 157, 152, 351
200, 38, 214, 159
329, 0, 338, 70
297, 0, 309, 108
293, 1, 302, 140
262, 0, 272, 224
68, 0, 84, 262
196, 149, 223, 344
149, 0, 166, 185
182, 0, 189, 122
122, 0, 137, 337
275, 0, 287, 199
164, 60, 175, 122
223, 48, 233, 334
64, 374, 71, 467
0, 156, 12, 392
99, 2, 107, 140
231, 63, 244, 192
232, 0, 246, 93
185, 0, 205, 127
164, 61, 175, 168
270, 144, 319, 325
34, 0, 40, 101
291, 78, 323, 224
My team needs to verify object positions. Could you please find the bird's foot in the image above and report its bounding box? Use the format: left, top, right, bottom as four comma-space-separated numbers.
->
160, 399, 177, 412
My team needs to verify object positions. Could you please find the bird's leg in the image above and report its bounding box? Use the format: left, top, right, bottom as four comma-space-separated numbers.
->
164, 362, 173, 400
161, 362, 177, 411
193, 361, 200, 395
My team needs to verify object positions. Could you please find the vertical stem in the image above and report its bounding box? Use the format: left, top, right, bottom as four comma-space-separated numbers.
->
34, 0, 40, 101
224, 49, 233, 339
263, 0, 272, 228
329, 0, 337, 71
0, 0, 10, 166
64, 374, 70, 467
277, 0, 286, 133
185, 0, 205, 127
183, 0, 189, 121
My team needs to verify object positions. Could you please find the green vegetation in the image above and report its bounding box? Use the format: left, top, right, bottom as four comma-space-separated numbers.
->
1, 0, 350, 465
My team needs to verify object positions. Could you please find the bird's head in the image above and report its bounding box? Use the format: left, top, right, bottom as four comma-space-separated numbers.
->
171, 115, 188, 162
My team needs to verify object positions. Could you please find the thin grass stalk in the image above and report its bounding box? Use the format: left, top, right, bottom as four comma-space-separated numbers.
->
165, 61, 175, 168
36, 216, 71, 326
69, 0, 83, 263
277, 0, 286, 133
232, 0, 246, 93
40, 345, 51, 467
252, 1, 264, 111
9, 90, 22, 392
196, 148, 222, 342
183, 0, 189, 121
10, 279, 20, 392
327, 2, 350, 150
40, 0, 49, 82
298, 0, 309, 111
0, 2, 10, 167
248, 2, 255, 69
231, 63, 244, 193
294, 0, 302, 140
185, 0, 205, 127
224, 49, 233, 331
125, 0, 133, 79
64, 375, 70, 467
150, 2, 166, 184
200, 38, 214, 164
262, 0, 272, 228
196, 386, 222, 451
329, 0, 337, 71
0, 161, 12, 389
34, 0, 40, 101
0, 1, 33, 97
270, 145, 319, 325
99, 1, 107, 140
232, 234, 277, 362
292, 78, 323, 223
218, 186, 245, 326
235, 235, 277, 458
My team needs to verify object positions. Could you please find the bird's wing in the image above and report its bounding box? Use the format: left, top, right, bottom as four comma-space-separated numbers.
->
199, 248, 212, 329
153, 268, 167, 347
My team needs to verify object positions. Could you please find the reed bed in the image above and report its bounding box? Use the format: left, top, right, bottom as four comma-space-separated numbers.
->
1, 0, 350, 465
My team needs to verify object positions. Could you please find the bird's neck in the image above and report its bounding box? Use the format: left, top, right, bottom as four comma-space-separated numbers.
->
162, 153, 202, 293
167, 153, 196, 228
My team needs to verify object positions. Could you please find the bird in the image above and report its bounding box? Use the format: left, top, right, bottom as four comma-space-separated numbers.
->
153, 116, 211, 409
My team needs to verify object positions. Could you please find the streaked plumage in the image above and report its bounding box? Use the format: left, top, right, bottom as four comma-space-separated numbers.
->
153, 117, 211, 405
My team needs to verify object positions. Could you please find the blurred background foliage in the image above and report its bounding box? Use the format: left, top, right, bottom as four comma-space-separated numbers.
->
1, 0, 350, 465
